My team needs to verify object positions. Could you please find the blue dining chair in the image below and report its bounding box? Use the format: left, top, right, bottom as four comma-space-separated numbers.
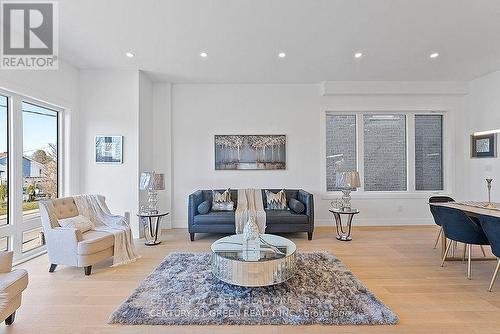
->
429, 196, 455, 249
434, 206, 490, 279
479, 215, 500, 291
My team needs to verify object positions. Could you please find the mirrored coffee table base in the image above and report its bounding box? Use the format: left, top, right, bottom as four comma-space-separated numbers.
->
211, 234, 297, 287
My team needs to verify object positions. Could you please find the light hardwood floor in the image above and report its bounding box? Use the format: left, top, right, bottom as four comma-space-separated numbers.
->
4, 226, 500, 334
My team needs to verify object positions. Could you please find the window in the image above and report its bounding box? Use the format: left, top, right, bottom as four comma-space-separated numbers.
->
21, 102, 58, 253
22, 227, 44, 253
0, 237, 7, 252
325, 112, 445, 193
0, 95, 7, 227
325, 115, 356, 191
415, 115, 443, 191
0, 90, 61, 261
363, 114, 407, 191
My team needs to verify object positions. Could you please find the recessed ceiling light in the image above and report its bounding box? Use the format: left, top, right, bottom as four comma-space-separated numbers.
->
429, 52, 439, 59
125, 52, 134, 58
200, 52, 208, 58
354, 52, 363, 58
278, 52, 286, 58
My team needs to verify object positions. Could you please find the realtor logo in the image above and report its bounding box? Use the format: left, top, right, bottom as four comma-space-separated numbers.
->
1, 1, 58, 69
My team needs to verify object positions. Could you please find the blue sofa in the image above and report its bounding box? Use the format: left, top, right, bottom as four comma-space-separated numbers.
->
188, 189, 314, 241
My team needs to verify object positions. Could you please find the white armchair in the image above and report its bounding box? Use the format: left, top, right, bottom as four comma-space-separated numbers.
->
39, 196, 115, 275
0, 251, 28, 325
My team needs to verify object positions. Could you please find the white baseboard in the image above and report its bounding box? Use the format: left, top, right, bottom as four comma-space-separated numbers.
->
314, 218, 434, 226
161, 218, 172, 229
170, 218, 434, 229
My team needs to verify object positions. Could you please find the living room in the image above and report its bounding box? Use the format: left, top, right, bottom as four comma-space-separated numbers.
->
0, 0, 499, 333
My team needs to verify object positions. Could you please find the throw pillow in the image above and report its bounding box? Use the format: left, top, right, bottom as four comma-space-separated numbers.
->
288, 198, 305, 214
265, 189, 288, 210
212, 189, 234, 211
197, 200, 212, 214
213, 189, 231, 202
58, 215, 93, 233
212, 201, 235, 211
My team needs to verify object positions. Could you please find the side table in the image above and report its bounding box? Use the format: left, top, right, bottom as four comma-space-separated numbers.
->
137, 212, 169, 246
329, 208, 360, 241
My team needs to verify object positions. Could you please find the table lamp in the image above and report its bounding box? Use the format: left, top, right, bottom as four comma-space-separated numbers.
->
335, 171, 361, 210
139, 171, 165, 213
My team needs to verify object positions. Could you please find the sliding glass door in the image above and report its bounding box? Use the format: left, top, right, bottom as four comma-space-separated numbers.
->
0, 91, 62, 262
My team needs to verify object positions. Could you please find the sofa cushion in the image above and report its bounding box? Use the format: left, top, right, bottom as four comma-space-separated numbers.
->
0, 269, 28, 300
288, 198, 305, 214
78, 230, 114, 255
265, 210, 308, 224
197, 200, 212, 214
194, 211, 235, 225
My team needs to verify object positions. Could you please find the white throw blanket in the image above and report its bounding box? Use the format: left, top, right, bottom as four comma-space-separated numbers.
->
74, 195, 141, 266
235, 189, 266, 234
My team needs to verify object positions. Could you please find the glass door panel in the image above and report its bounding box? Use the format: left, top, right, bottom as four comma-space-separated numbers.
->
21, 102, 58, 253
0, 95, 7, 227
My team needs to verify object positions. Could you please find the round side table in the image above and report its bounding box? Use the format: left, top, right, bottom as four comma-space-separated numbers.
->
329, 208, 360, 241
137, 212, 169, 246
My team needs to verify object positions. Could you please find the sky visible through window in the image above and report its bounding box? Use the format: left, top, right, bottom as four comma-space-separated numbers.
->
0, 102, 57, 154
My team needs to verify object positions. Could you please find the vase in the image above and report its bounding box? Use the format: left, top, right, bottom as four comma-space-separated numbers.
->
242, 216, 260, 261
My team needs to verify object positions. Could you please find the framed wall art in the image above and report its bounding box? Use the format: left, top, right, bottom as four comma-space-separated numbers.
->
471, 133, 496, 158
215, 135, 286, 170
95, 135, 123, 164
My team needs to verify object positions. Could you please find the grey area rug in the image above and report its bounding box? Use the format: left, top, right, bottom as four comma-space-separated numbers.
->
109, 252, 398, 325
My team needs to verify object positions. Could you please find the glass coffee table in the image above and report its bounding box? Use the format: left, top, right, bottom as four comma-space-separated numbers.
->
211, 234, 297, 287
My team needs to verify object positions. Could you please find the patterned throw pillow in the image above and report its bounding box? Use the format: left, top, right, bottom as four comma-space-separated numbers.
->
58, 215, 93, 233
212, 189, 234, 211
265, 189, 288, 210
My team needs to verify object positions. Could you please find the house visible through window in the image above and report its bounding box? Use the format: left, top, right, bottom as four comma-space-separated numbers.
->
325, 112, 445, 193
363, 114, 407, 191
325, 115, 356, 191
415, 115, 443, 191
22, 102, 59, 253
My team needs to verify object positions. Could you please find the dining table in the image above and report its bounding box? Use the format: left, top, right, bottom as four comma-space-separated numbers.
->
429, 201, 500, 261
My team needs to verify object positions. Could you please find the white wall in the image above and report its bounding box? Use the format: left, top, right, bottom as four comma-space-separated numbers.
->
464, 71, 500, 201
78, 70, 140, 236
171, 84, 321, 227
152, 83, 172, 225
5, 61, 494, 235
138, 71, 154, 217
170, 82, 468, 228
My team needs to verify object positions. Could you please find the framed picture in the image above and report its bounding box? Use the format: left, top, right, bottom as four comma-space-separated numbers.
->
471, 133, 496, 158
95, 135, 123, 163
215, 135, 286, 170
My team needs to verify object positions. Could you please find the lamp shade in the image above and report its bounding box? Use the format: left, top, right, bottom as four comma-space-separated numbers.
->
335, 171, 361, 189
139, 172, 165, 190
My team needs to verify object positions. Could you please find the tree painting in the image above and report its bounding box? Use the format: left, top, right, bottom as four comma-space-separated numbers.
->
215, 135, 286, 170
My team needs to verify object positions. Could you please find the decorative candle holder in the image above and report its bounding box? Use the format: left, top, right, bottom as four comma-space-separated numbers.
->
486, 178, 495, 209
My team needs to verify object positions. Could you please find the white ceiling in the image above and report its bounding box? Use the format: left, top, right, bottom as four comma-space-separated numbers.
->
59, 0, 500, 83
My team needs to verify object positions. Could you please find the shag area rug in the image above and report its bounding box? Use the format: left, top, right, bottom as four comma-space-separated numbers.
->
109, 252, 398, 325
